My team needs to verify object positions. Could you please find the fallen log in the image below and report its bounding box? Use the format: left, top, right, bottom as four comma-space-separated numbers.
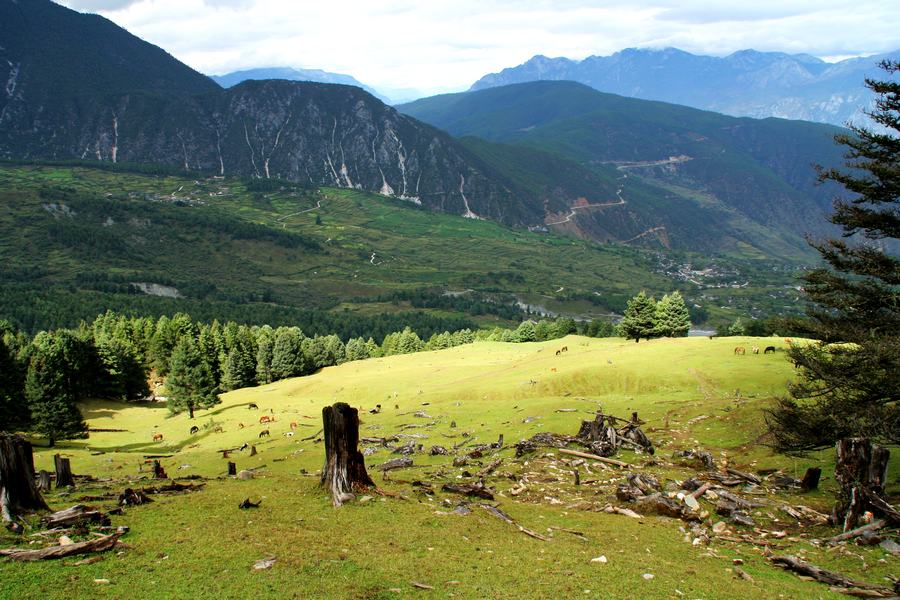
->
375, 457, 413, 472
826, 520, 886, 545
475, 459, 503, 479
770, 555, 897, 597
725, 468, 761, 485
442, 483, 494, 500
1, 533, 122, 561
477, 503, 548, 541
42, 505, 110, 528
558, 448, 629, 468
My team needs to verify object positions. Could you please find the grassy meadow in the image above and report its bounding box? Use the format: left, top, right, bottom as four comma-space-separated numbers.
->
2, 336, 897, 599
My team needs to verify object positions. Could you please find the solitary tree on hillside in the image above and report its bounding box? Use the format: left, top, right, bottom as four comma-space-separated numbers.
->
655, 291, 691, 337
619, 291, 657, 342
766, 61, 899, 530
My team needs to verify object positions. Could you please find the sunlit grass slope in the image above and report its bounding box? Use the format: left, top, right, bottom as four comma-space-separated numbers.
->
2, 336, 896, 599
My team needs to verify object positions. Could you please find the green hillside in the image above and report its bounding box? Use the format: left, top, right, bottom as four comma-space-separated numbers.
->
399, 81, 847, 255
0, 164, 804, 332
2, 336, 896, 599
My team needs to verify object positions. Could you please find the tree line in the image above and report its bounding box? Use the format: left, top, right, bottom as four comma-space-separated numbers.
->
0, 310, 616, 445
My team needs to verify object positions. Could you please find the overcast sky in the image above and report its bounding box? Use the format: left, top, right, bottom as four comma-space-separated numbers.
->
58, 0, 899, 96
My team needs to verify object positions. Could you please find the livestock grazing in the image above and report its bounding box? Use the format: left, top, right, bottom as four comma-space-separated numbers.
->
189, 426, 199, 435
248, 403, 259, 410
550, 367, 557, 373
561, 346, 568, 352
152, 433, 163, 442
213, 426, 224, 433
556, 350, 561, 356
734, 347, 746, 355
751, 346, 760, 354
764, 346, 776, 354
259, 416, 273, 424
289, 422, 298, 429
785, 338, 793, 345
369, 405, 381, 414
238, 423, 245, 429
283, 431, 294, 437
259, 429, 270, 438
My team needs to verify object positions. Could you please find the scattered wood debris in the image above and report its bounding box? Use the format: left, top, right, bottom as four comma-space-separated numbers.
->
770, 555, 899, 598
0, 533, 122, 561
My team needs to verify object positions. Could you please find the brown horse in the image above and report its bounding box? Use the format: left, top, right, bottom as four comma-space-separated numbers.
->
751, 347, 760, 354
259, 429, 270, 438
152, 432, 164, 441
259, 415, 273, 424
734, 347, 746, 355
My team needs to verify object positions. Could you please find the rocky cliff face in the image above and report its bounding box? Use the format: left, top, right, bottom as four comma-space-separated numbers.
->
470, 48, 897, 127
0, 1, 541, 226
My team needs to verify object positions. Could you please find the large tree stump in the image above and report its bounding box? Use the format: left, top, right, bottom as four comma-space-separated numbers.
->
0, 433, 49, 523
54, 454, 74, 488
320, 403, 374, 506
833, 438, 890, 531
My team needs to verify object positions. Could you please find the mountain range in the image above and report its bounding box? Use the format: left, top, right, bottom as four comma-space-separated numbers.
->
470, 48, 897, 128
0, 0, 858, 261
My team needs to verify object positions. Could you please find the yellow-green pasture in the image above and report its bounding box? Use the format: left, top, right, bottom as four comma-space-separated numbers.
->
2, 336, 896, 599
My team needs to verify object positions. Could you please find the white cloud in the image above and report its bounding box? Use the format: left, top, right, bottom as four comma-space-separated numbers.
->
57, 0, 900, 95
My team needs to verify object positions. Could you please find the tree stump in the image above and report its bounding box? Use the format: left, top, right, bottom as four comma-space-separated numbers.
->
152, 460, 168, 479
227, 462, 237, 476
0, 433, 49, 523
53, 454, 74, 489
801, 467, 821, 492
834, 438, 890, 530
320, 402, 374, 506
37, 470, 52, 492
249, 445, 257, 457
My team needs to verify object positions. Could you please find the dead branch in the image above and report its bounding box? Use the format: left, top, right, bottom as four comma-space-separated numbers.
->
1, 533, 122, 561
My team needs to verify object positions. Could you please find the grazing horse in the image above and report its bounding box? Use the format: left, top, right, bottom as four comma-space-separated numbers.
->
248, 403, 259, 410
238, 423, 245, 429
189, 426, 199, 435
784, 338, 793, 345
213, 425, 224, 433
152, 433, 164, 441
289, 421, 298, 429
283, 431, 294, 437
561, 346, 568, 352
259, 415, 273, 424
550, 367, 557, 372
259, 429, 270, 438
764, 346, 776, 354
734, 347, 746, 355
751, 347, 760, 354
555, 350, 561, 356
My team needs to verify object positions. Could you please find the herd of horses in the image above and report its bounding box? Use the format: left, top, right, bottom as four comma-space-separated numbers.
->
150, 401, 307, 441
734, 345, 776, 355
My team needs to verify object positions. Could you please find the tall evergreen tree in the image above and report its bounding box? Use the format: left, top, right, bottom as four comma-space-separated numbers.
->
619, 292, 657, 342
0, 336, 28, 431
655, 291, 691, 337
767, 61, 900, 451
166, 337, 219, 419
270, 327, 307, 380
25, 333, 87, 446
255, 325, 275, 385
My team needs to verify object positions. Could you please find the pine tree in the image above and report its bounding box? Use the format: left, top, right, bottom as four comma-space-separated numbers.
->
619, 292, 657, 342
255, 325, 275, 385
166, 337, 219, 419
767, 61, 900, 451
270, 327, 306, 380
655, 291, 691, 337
25, 335, 87, 446
0, 335, 28, 431
221, 343, 257, 392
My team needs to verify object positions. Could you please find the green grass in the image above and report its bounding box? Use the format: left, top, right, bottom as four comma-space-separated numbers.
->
2, 336, 896, 599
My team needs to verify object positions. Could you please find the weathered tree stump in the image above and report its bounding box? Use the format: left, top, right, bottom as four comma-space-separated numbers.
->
54, 454, 74, 488
37, 470, 52, 492
249, 445, 257, 457
320, 402, 374, 506
0, 433, 49, 523
227, 462, 237, 476
833, 438, 890, 530
151, 460, 168, 479
801, 467, 821, 492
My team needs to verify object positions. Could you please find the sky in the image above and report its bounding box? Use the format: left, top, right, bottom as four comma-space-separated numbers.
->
58, 0, 899, 98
